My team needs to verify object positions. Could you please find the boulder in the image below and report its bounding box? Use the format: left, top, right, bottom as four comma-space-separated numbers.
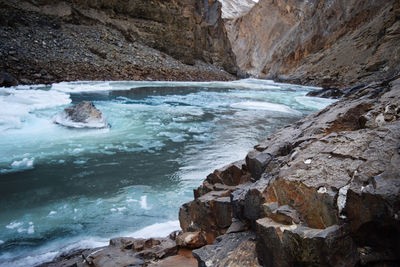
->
205, 160, 251, 186
245, 150, 273, 179
192, 232, 261, 267
176, 231, 206, 249
54, 101, 109, 128
179, 190, 232, 243
256, 218, 359, 267
0, 72, 18, 87
230, 176, 271, 222
263, 203, 301, 225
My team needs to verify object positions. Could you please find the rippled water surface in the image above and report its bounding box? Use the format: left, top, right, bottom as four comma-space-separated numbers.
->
0, 79, 335, 266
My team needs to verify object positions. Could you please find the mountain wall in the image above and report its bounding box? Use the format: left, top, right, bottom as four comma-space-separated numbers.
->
0, 0, 237, 85
226, 0, 400, 87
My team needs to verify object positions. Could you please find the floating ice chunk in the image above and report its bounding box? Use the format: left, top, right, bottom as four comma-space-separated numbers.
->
28, 222, 35, 234
73, 160, 87, 165
0, 240, 4, 245
10, 158, 34, 171
48, 211, 57, 216
231, 101, 302, 115
140, 195, 150, 210
295, 96, 337, 110
110, 208, 117, 212
51, 81, 113, 93
0, 87, 71, 131
6, 221, 23, 229
126, 220, 180, 238
117, 207, 127, 212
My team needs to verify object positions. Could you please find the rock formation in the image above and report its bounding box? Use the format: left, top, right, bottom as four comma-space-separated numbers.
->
54, 101, 109, 128
178, 76, 400, 266
0, 0, 236, 85
225, 0, 400, 87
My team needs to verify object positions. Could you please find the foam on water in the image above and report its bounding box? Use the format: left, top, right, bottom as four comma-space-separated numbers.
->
126, 221, 180, 238
5, 221, 23, 229
295, 96, 337, 110
0, 158, 36, 174
49, 78, 280, 94
231, 101, 303, 115
53, 112, 109, 129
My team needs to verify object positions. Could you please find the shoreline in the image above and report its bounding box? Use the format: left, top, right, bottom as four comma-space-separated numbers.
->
37, 75, 400, 266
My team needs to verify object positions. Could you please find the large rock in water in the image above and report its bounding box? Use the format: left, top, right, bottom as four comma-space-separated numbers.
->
54, 101, 109, 129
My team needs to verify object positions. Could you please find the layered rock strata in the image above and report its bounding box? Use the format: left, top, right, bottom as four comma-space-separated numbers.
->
225, 0, 400, 87
0, 0, 236, 85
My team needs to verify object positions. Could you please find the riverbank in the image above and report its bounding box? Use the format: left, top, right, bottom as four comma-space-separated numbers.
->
36, 75, 400, 266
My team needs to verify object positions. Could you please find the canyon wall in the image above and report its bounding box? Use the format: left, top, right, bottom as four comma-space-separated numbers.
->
0, 0, 237, 84
226, 0, 400, 87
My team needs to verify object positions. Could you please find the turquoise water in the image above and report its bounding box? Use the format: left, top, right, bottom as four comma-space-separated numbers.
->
0, 79, 335, 266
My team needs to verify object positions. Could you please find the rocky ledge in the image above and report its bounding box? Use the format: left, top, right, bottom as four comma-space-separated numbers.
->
40, 76, 400, 266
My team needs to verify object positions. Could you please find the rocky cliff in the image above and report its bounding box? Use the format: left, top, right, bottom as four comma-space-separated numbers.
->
226, 0, 400, 87
179, 75, 400, 266
0, 0, 237, 85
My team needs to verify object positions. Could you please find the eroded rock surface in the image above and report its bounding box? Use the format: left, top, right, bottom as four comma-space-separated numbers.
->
192, 231, 261, 267
39, 235, 179, 267
225, 0, 400, 87
179, 76, 400, 266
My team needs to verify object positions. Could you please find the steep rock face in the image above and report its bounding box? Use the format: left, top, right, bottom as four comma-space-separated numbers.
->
226, 0, 400, 87
0, 0, 237, 85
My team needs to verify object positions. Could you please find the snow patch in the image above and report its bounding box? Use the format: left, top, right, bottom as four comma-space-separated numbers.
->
231, 101, 302, 115
337, 185, 350, 215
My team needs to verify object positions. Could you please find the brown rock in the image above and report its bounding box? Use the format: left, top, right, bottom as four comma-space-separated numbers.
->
245, 150, 273, 179
192, 232, 261, 267
176, 232, 206, 249
256, 218, 359, 267
179, 190, 232, 243
148, 254, 197, 267
225, 0, 400, 87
